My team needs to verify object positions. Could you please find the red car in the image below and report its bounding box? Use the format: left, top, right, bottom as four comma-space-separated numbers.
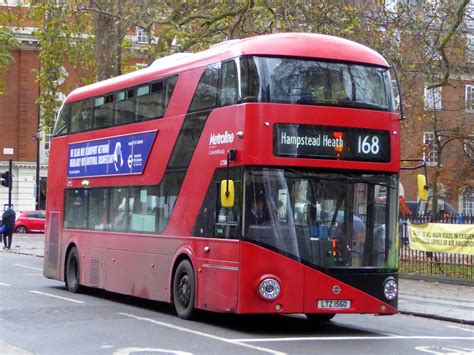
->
14, 210, 46, 234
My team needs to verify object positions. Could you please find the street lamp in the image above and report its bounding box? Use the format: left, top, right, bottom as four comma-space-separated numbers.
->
31, 130, 40, 211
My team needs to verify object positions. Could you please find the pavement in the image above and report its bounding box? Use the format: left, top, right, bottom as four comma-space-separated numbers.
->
3, 234, 474, 325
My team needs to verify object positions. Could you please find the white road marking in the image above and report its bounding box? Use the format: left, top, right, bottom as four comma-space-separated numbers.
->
231, 336, 474, 342
15, 264, 42, 271
114, 348, 192, 355
415, 345, 474, 354
29, 290, 85, 304
0, 282, 11, 286
447, 325, 474, 333
118, 312, 285, 355
22, 273, 42, 276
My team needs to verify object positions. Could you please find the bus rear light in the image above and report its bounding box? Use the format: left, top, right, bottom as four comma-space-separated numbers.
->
258, 278, 281, 300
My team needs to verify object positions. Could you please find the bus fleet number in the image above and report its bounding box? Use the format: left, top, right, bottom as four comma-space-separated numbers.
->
357, 135, 380, 155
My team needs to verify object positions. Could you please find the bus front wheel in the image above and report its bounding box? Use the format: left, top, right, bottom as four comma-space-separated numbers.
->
306, 313, 335, 322
173, 260, 195, 319
65, 247, 82, 293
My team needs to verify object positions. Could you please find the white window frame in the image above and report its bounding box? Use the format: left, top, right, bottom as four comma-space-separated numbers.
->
460, 188, 474, 215
466, 85, 474, 112
467, 35, 474, 63
392, 79, 400, 110
423, 131, 438, 165
424, 84, 442, 111
136, 27, 149, 44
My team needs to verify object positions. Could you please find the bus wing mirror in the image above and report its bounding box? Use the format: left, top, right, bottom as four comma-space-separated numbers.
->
220, 180, 235, 208
417, 174, 429, 201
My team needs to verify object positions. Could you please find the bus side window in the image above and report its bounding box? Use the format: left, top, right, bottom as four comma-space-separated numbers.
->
64, 189, 88, 229
220, 60, 238, 106
189, 63, 220, 112
239, 57, 260, 102
70, 100, 92, 134
94, 94, 114, 129
89, 188, 109, 230
136, 82, 163, 121
115, 89, 135, 125
129, 187, 151, 232
54, 103, 70, 136
110, 187, 129, 232
164, 76, 178, 112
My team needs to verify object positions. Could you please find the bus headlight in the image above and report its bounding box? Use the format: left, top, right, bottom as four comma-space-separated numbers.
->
383, 278, 398, 301
258, 278, 281, 300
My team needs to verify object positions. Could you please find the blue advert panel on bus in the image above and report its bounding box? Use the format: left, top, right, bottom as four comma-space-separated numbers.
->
67, 131, 157, 178
273, 124, 390, 162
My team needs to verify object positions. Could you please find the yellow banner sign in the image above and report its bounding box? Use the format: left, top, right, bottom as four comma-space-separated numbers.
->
408, 223, 474, 255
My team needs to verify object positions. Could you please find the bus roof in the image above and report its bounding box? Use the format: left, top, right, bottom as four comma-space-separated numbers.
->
66, 32, 390, 103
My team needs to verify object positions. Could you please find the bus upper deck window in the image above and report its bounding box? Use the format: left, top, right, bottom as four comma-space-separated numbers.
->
94, 94, 114, 129
189, 63, 220, 112
240, 57, 260, 102
53, 103, 70, 136
70, 100, 92, 134
115, 89, 135, 125
220, 61, 238, 106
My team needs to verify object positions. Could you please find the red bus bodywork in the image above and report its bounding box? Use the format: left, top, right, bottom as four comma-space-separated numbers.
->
44, 33, 400, 317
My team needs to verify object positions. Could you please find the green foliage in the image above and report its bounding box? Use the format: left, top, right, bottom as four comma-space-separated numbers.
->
0, 5, 20, 95
30, 0, 95, 134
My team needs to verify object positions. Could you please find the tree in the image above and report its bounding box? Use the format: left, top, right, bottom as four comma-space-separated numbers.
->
0, 3, 20, 95
30, 0, 95, 133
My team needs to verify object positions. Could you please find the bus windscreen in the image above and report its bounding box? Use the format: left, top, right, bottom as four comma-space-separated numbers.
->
240, 56, 394, 112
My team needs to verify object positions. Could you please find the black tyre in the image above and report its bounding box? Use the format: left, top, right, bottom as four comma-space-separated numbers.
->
65, 247, 82, 293
306, 313, 336, 322
15, 226, 27, 234
173, 260, 195, 319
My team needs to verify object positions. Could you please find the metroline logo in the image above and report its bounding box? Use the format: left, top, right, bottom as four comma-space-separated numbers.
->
209, 131, 234, 146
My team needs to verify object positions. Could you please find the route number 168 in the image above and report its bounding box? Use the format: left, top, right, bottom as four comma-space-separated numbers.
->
357, 135, 380, 155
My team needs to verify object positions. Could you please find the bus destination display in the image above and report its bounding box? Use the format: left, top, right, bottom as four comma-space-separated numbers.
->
274, 124, 390, 162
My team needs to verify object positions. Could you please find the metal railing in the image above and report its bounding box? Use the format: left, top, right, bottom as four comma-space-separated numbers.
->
399, 214, 473, 280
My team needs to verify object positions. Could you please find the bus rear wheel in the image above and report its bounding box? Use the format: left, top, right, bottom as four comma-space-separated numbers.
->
306, 313, 336, 322
65, 247, 82, 293
173, 260, 195, 319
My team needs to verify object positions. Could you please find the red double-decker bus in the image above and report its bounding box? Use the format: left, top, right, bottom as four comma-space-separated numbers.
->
44, 33, 400, 321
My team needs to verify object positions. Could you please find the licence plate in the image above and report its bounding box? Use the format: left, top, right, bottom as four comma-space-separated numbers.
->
317, 300, 351, 309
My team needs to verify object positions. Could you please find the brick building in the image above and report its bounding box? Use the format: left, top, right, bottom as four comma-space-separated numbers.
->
0, 24, 44, 212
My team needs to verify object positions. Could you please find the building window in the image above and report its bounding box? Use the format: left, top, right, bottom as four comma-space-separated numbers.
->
392, 79, 400, 110
423, 132, 438, 165
467, 36, 474, 62
466, 85, 474, 112
43, 133, 51, 162
424, 84, 442, 111
384, 0, 398, 13
136, 28, 148, 44
0, 0, 19, 6
464, 136, 474, 167
465, 3, 474, 30
461, 188, 474, 215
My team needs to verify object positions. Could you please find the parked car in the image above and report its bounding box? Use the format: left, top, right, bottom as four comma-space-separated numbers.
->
14, 210, 46, 234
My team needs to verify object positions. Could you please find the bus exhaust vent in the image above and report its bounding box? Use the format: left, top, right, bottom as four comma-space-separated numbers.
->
47, 211, 60, 269
89, 257, 101, 287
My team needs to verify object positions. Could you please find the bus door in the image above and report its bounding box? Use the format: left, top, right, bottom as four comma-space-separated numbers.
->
193, 171, 242, 312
